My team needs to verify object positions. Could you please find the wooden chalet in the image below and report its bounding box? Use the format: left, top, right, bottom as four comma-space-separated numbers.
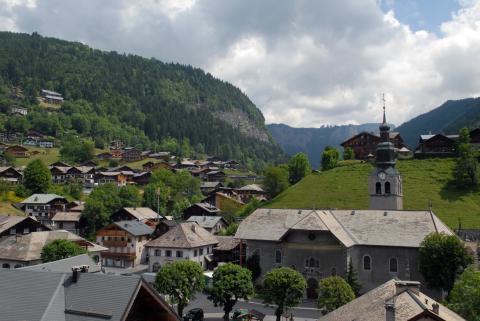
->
0, 166, 23, 184
121, 147, 142, 162
182, 202, 221, 220
110, 149, 123, 159
96, 171, 127, 186
40, 89, 64, 105
142, 161, 172, 172
132, 171, 151, 185
470, 128, 480, 148
5, 145, 29, 158
111, 207, 161, 222
213, 236, 241, 265
149, 151, 171, 161
206, 170, 226, 182
96, 151, 113, 160
152, 218, 178, 238
341, 131, 405, 160
0, 215, 51, 239
20, 194, 69, 225
414, 134, 458, 158
110, 139, 125, 150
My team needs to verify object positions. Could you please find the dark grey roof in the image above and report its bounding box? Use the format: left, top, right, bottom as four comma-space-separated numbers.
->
21, 193, 66, 204
0, 269, 179, 321
114, 220, 153, 236
187, 215, 226, 229
19, 254, 101, 273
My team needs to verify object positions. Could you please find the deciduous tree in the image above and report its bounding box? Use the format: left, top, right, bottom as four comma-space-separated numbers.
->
263, 166, 290, 198
317, 276, 355, 313
447, 268, 480, 321
288, 153, 311, 184
419, 232, 474, 294
454, 127, 478, 187
23, 159, 51, 193
263, 267, 307, 321
321, 146, 340, 171
41, 239, 87, 263
208, 263, 254, 321
155, 260, 205, 316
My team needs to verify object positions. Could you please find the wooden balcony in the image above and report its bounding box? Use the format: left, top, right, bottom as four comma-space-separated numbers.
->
102, 240, 128, 247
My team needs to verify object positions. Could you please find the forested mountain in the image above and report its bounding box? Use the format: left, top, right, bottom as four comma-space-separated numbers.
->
0, 31, 286, 169
396, 97, 480, 148
267, 123, 387, 167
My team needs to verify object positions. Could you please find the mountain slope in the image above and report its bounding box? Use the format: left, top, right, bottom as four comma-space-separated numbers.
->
396, 97, 480, 148
0, 31, 285, 168
267, 123, 389, 167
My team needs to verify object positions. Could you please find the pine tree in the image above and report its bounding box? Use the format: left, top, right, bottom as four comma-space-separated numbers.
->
346, 258, 361, 296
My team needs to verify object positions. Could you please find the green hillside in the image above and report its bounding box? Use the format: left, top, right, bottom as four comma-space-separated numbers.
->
267, 158, 480, 229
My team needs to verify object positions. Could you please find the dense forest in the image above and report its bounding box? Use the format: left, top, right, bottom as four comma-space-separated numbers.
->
0, 31, 286, 170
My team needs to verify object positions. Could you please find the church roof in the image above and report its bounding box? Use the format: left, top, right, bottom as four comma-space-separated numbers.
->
235, 209, 453, 248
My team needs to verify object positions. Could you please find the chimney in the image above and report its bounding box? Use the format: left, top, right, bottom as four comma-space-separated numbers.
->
432, 303, 439, 315
385, 300, 395, 321
394, 280, 420, 295
72, 268, 79, 283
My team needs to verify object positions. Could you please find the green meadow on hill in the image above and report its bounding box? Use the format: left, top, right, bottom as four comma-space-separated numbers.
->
267, 158, 480, 229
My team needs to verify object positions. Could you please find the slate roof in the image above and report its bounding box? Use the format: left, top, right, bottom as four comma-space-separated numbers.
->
201, 181, 222, 188
235, 209, 453, 248
20, 254, 101, 273
21, 193, 66, 204
121, 207, 161, 220
238, 184, 265, 192
146, 222, 218, 249
0, 230, 107, 262
0, 215, 50, 234
113, 220, 153, 236
319, 279, 465, 321
214, 236, 240, 251
0, 269, 179, 321
187, 215, 226, 229
193, 202, 221, 213
51, 211, 82, 222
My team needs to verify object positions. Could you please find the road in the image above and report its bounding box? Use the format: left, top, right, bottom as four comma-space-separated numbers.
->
186, 293, 322, 321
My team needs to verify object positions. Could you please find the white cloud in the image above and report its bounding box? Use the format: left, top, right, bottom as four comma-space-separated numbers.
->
1, 0, 480, 127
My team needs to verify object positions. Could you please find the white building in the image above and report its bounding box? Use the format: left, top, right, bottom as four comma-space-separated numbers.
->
145, 222, 218, 272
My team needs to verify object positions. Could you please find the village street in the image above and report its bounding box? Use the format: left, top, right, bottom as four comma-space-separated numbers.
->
186, 293, 321, 321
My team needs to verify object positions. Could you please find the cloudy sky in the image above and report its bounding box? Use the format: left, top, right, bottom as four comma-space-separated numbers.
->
1, 0, 480, 127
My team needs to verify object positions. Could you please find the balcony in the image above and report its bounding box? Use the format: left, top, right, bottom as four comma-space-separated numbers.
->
102, 252, 136, 259
102, 240, 128, 247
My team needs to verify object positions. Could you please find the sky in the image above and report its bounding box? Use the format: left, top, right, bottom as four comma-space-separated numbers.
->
0, 0, 479, 127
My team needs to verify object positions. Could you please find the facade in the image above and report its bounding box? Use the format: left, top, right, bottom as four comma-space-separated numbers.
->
10, 106, 28, 116
51, 211, 83, 235
186, 215, 228, 234
20, 194, 68, 225
319, 279, 465, 321
5, 145, 29, 157
368, 113, 403, 210
183, 202, 221, 220
213, 236, 241, 265
40, 89, 64, 105
38, 141, 54, 148
0, 166, 23, 184
96, 221, 153, 268
415, 134, 457, 158
145, 222, 218, 272
0, 230, 106, 269
0, 269, 180, 321
341, 131, 405, 160
0, 215, 51, 239
95, 171, 127, 186
122, 147, 142, 162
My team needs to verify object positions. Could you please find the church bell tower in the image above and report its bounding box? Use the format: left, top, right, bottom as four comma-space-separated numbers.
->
368, 97, 403, 210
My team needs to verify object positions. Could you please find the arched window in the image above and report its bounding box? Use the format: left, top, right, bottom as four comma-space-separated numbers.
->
376, 182, 381, 194
275, 250, 282, 264
389, 257, 398, 273
152, 262, 160, 272
2, 263, 10, 269
363, 255, 371, 270
385, 182, 391, 194
305, 257, 318, 268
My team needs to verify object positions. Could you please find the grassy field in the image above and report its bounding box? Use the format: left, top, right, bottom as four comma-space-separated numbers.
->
267, 158, 480, 229
15, 146, 107, 167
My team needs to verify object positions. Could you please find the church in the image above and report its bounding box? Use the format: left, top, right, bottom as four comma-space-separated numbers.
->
235, 109, 454, 298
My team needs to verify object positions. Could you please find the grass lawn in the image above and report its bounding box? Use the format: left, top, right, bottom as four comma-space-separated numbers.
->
15, 146, 107, 167
0, 192, 25, 216
267, 158, 480, 229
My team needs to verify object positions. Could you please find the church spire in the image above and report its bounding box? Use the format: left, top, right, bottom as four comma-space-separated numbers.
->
382, 93, 387, 124
379, 93, 390, 141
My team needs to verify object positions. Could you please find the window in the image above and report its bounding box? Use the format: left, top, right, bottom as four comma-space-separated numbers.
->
176, 251, 183, 258
275, 250, 282, 264
389, 257, 398, 273
194, 250, 198, 257
305, 257, 319, 268
153, 263, 160, 272
23, 228, 29, 234
207, 247, 210, 254
14, 264, 22, 269
155, 249, 161, 257
363, 255, 372, 270
9, 229, 15, 235
199, 248, 204, 255
385, 182, 391, 194
59, 222, 63, 229
166, 250, 172, 257
2, 263, 10, 269
36, 227, 42, 232
376, 182, 381, 194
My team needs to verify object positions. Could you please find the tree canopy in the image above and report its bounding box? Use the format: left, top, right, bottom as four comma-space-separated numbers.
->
263, 166, 290, 198
447, 268, 480, 321
454, 127, 478, 187
263, 267, 307, 321
23, 159, 51, 194
317, 276, 355, 313
40, 239, 87, 263
419, 232, 474, 294
288, 153, 311, 184
208, 263, 254, 321
154, 260, 205, 316
321, 146, 340, 171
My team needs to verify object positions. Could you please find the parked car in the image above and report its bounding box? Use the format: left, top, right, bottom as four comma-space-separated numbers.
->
232, 309, 265, 321
183, 308, 204, 321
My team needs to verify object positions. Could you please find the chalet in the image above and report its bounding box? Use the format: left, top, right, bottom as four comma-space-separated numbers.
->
0, 269, 180, 321
96, 151, 113, 160
224, 160, 240, 169
50, 166, 69, 183
213, 236, 241, 265
26, 130, 44, 141
153, 218, 178, 238
5, 145, 29, 158
203, 192, 244, 215
414, 134, 457, 158
80, 160, 97, 167
20, 194, 69, 225
96, 171, 127, 186
0, 215, 51, 239
111, 207, 161, 222
176, 159, 198, 170
319, 279, 465, 321
0, 131, 19, 143
145, 222, 218, 272
186, 216, 228, 234
183, 202, 221, 220
109, 165, 136, 172
67, 166, 96, 182
96, 221, 153, 268
149, 151, 171, 161
340, 131, 405, 160
237, 184, 267, 202
469, 128, 480, 149
110, 149, 123, 159
9, 106, 28, 116
38, 140, 54, 148
122, 147, 142, 162
110, 139, 125, 150
40, 89, 64, 105
0, 230, 106, 269
206, 170, 226, 182
51, 211, 84, 235
50, 161, 71, 167
200, 181, 223, 195
133, 171, 151, 185
142, 160, 172, 172
0, 166, 23, 184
